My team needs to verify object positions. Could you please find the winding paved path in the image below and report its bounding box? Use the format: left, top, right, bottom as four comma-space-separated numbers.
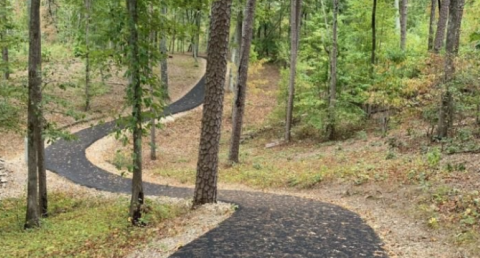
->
46, 75, 388, 257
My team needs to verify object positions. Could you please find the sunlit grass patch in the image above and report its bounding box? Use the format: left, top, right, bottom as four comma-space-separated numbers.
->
0, 192, 187, 258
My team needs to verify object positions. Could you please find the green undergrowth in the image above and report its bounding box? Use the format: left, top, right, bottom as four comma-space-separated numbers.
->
0, 192, 187, 258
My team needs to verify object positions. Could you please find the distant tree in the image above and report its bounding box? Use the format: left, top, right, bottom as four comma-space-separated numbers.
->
193, 0, 232, 206
437, 0, 465, 139
285, 0, 302, 142
428, 0, 437, 51
371, 0, 377, 67
433, 0, 450, 53
399, 0, 407, 51
229, 0, 257, 163
160, 6, 169, 101
0, 0, 9, 80
228, 2, 243, 92
84, 0, 91, 111
326, 0, 339, 140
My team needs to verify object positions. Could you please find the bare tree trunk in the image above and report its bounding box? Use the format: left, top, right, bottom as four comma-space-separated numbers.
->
428, 0, 437, 51
436, 0, 465, 139
25, 0, 42, 229
400, 0, 407, 51
193, 0, 232, 207
326, 0, 338, 140
285, 0, 302, 142
84, 0, 91, 111
228, 0, 257, 163
433, 0, 450, 53
126, 0, 144, 226
160, 7, 169, 101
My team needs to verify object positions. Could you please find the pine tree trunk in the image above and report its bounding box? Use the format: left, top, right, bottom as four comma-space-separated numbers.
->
433, 0, 450, 53
229, 0, 257, 163
400, 0, 407, 51
25, 0, 42, 229
193, 0, 232, 207
126, 0, 144, 225
326, 0, 338, 140
285, 0, 302, 142
428, 0, 437, 51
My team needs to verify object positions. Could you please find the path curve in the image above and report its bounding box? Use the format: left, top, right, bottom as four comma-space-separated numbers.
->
46, 74, 388, 257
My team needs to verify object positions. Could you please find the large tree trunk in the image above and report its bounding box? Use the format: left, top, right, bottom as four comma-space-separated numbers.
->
25, 0, 42, 229
160, 7, 170, 101
326, 0, 338, 140
126, 0, 144, 226
433, 0, 450, 53
84, 0, 91, 111
428, 0, 437, 51
399, 0, 407, 51
228, 0, 257, 163
436, 0, 465, 139
193, 0, 232, 207
285, 0, 302, 142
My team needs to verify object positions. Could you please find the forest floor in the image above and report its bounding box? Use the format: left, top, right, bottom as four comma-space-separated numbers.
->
99, 61, 480, 257
0, 53, 234, 257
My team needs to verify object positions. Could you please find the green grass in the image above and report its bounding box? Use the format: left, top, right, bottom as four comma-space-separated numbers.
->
0, 192, 187, 258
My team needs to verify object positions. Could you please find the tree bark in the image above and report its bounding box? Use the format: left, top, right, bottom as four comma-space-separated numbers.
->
428, 0, 437, 51
160, 7, 170, 101
400, 0, 407, 51
193, 0, 232, 207
285, 0, 302, 142
433, 0, 450, 53
326, 0, 338, 140
25, 0, 42, 229
228, 0, 257, 163
126, 0, 144, 226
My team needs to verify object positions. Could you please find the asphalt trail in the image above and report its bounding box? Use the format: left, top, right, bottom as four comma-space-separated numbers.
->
45, 74, 388, 257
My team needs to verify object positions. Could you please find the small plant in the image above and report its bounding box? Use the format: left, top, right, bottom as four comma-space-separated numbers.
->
112, 151, 132, 173
426, 148, 441, 168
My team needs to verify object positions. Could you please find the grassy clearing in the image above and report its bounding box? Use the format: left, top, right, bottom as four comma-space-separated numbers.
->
0, 192, 188, 258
